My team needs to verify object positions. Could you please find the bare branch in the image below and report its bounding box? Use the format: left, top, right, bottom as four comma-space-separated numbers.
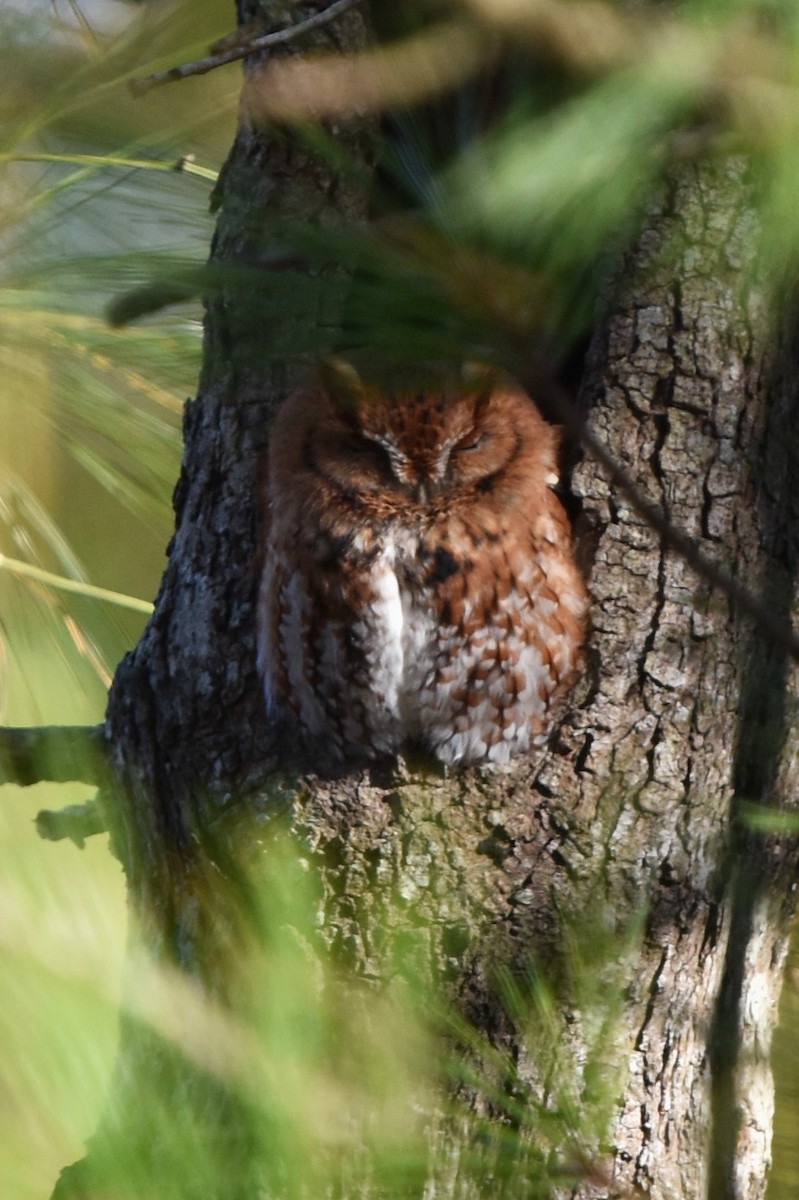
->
529, 367, 799, 662
0, 725, 108, 787
130, 0, 365, 96
36, 796, 107, 847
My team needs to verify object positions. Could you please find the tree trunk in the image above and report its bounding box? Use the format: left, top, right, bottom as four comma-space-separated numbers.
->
52, 7, 799, 1199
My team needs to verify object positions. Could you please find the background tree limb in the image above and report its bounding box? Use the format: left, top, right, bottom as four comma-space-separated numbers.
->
0, 724, 107, 787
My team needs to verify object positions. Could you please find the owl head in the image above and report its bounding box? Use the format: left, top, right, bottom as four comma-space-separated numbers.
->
288, 359, 562, 511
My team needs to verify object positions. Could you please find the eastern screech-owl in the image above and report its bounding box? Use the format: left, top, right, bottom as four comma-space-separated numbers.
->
257, 369, 588, 766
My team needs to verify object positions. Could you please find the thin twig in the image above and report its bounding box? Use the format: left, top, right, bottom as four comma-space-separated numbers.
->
532, 368, 799, 662
0, 725, 107, 787
130, 0, 365, 96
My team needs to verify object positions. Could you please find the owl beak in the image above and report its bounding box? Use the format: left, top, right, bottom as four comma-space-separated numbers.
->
414, 481, 429, 504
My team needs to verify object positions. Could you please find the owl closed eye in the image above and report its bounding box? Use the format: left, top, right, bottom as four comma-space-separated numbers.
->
257, 367, 588, 767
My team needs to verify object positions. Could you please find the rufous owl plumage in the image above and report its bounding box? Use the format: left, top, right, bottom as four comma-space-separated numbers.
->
257, 366, 587, 767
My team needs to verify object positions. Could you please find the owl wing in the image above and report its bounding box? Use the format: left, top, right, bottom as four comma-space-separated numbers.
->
258, 528, 407, 763
417, 502, 585, 765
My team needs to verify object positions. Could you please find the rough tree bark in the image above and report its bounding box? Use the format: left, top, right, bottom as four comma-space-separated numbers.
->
50, 5, 799, 1199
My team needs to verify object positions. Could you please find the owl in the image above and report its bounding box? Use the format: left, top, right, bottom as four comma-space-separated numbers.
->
257, 367, 588, 767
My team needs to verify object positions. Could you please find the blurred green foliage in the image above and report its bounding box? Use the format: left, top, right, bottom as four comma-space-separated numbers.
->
0, 2, 234, 1194
0, 0, 235, 714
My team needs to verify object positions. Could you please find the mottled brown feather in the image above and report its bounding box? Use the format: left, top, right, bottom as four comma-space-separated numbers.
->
257, 374, 588, 766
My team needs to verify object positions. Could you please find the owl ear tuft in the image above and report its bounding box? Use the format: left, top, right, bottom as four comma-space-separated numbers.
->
319, 357, 364, 408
